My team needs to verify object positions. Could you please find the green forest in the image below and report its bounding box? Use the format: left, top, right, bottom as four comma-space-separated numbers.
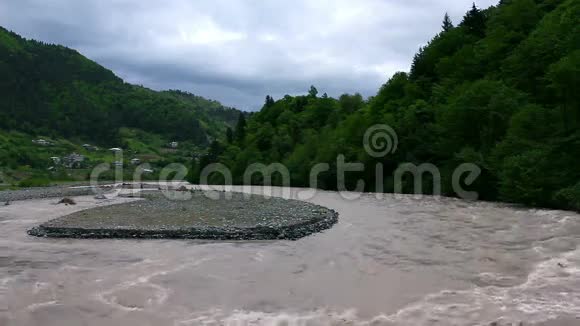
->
0, 26, 241, 145
196, 0, 579, 211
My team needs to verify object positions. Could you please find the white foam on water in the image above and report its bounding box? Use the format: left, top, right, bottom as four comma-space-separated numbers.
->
95, 258, 211, 311
26, 300, 59, 312
175, 309, 393, 326
0, 275, 16, 302
253, 251, 266, 262
0, 275, 16, 288
384, 247, 580, 325
174, 248, 580, 326
475, 272, 520, 287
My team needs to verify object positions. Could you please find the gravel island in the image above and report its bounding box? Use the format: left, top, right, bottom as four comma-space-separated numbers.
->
28, 191, 339, 240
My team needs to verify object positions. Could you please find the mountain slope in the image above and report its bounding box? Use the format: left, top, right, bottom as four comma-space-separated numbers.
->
0, 26, 242, 146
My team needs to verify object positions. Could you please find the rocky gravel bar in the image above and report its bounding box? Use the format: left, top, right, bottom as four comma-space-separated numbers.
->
0, 186, 100, 202
28, 191, 339, 240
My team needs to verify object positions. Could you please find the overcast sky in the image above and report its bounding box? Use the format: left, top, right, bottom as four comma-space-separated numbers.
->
1, 0, 497, 110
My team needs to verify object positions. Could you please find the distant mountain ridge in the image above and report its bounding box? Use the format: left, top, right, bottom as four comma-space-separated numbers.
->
0, 26, 242, 146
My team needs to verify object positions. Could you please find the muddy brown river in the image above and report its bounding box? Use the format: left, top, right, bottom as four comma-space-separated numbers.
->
1, 186, 579, 325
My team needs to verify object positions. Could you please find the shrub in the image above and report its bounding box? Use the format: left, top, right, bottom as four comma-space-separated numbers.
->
553, 183, 580, 211
18, 177, 51, 188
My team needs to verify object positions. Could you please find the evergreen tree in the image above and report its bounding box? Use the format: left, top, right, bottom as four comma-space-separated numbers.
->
461, 3, 487, 37
226, 127, 234, 144
264, 95, 275, 108
442, 12, 454, 31
308, 85, 319, 98
234, 113, 247, 142
207, 140, 224, 162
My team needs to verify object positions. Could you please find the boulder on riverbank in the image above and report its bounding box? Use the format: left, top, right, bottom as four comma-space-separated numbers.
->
28, 191, 338, 240
57, 197, 76, 205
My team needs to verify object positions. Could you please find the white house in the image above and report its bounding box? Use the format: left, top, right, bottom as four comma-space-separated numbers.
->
130, 158, 141, 165
169, 142, 178, 149
109, 148, 122, 153
82, 144, 98, 151
32, 139, 51, 146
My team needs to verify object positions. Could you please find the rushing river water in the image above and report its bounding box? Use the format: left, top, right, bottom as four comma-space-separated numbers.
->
1, 186, 579, 325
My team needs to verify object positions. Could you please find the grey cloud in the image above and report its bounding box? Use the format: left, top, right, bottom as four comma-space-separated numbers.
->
0, 0, 498, 110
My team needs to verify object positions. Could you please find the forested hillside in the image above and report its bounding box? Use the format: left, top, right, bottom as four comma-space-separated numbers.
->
0, 26, 241, 146
206, 0, 579, 210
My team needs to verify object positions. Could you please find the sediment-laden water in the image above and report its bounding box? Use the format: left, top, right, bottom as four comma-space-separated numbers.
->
1, 186, 579, 325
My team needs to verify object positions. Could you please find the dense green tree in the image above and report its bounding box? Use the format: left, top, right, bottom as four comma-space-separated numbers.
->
226, 127, 234, 144
546, 50, 580, 129
442, 12, 454, 31
234, 113, 247, 142
461, 3, 487, 37
308, 85, 319, 98
264, 95, 275, 108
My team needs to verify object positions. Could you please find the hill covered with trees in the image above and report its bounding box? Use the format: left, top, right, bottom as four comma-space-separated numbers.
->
205, 0, 579, 210
0, 26, 241, 146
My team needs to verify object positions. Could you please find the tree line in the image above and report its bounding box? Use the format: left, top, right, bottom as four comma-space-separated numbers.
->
197, 0, 579, 211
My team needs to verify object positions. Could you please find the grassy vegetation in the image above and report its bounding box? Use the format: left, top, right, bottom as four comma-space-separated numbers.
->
0, 128, 204, 187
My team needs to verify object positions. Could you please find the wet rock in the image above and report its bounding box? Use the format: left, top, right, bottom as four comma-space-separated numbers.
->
57, 198, 76, 206
489, 321, 525, 326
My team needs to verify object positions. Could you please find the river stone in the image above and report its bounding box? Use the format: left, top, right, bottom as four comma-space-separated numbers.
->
27, 191, 339, 240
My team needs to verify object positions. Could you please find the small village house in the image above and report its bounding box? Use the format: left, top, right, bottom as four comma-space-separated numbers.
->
32, 139, 52, 146
82, 144, 98, 151
62, 153, 85, 169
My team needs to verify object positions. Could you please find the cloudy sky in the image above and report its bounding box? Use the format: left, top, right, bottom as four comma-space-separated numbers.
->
1, 0, 497, 110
